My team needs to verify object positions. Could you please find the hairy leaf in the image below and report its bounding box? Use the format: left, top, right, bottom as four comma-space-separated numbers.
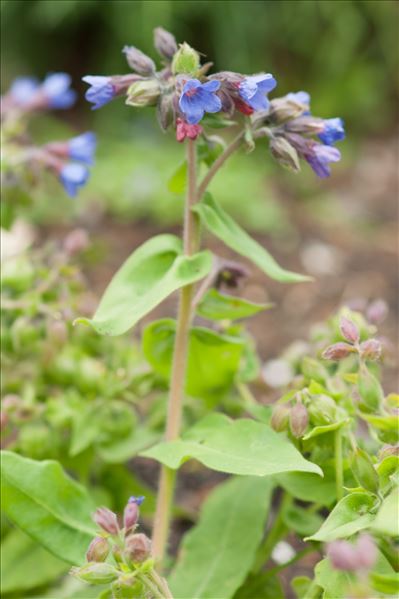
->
142, 319, 245, 398
141, 413, 322, 476
76, 235, 212, 335
193, 193, 310, 283
197, 288, 272, 321
306, 492, 375, 542
1, 451, 96, 564
169, 476, 273, 598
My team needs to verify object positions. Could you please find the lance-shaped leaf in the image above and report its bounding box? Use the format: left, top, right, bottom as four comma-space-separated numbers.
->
169, 476, 273, 599
197, 288, 273, 321
141, 413, 322, 476
193, 194, 310, 283
306, 492, 375, 542
1, 451, 96, 564
76, 235, 212, 335
142, 319, 245, 398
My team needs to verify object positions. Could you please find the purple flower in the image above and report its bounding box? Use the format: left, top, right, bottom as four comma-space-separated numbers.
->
42, 73, 76, 109
59, 163, 90, 197
179, 79, 222, 124
318, 117, 345, 146
82, 76, 115, 110
306, 143, 341, 178
239, 74, 277, 111
9, 77, 39, 104
128, 495, 145, 506
68, 132, 97, 165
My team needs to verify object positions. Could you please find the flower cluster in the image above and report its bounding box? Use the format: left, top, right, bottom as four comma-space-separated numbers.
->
71, 496, 171, 598
1, 74, 96, 198
82, 27, 344, 178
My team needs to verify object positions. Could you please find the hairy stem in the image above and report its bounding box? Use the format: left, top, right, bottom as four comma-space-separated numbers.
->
152, 140, 198, 565
334, 428, 344, 501
197, 131, 244, 200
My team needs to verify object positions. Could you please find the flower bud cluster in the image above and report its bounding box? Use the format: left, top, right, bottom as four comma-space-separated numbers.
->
80, 25, 343, 179
322, 312, 382, 363
71, 496, 170, 596
327, 534, 377, 572
271, 395, 309, 439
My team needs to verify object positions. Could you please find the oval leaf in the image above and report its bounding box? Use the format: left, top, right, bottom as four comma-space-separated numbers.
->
192, 193, 311, 283
76, 235, 212, 335
141, 413, 322, 477
306, 492, 375, 542
1, 451, 96, 564
197, 288, 272, 321
169, 476, 273, 599
143, 319, 245, 399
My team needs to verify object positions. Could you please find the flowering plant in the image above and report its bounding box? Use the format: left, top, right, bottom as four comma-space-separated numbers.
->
1, 27, 397, 599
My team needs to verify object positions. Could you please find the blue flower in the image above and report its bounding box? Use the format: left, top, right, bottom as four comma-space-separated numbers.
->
82, 76, 115, 110
239, 74, 277, 111
9, 77, 39, 104
128, 495, 145, 506
306, 144, 341, 178
68, 132, 97, 165
59, 163, 90, 197
318, 118, 345, 146
179, 79, 222, 124
42, 73, 76, 109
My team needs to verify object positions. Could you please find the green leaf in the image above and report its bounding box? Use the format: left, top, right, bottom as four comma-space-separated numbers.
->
167, 162, 187, 193
192, 193, 310, 283
141, 413, 322, 476
142, 319, 245, 399
303, 418, 350, 441
282, 503, 323, 537
360, 413, 399, 432
275, 469, 337, 506
371, 487, 399, 537
377, 456, 399, 492
197, 288, 272, 321
370, 571, 399, 595
169, 476, 273, 599
234, 574, 284, 598
76, 235, 212, 335
1, 528, 68, 593
306, 492, 375, 542
314, 558, 354, 599
1, 451, 96, 564
97, 427, 160, 463
291, 576, 312, 599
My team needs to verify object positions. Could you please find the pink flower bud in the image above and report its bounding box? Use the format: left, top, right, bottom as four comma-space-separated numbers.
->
93, 507, 119, 535
63, 228, 89, 255
86, 536, 110, 562
359, 338, 382, 361
322, 342, 354, 361
340, 316, 360, 344
153, 27, 178, 60
122, 46, 155, 76
125, 533, 152, 563
289, 402, 309, 438
355, 534, 377, 570
327, 540, 360, 571
123, 502, 138, 531
366, 299, 388, 325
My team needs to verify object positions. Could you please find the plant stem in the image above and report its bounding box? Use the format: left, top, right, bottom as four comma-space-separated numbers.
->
334, 428, 344, 501
197, 131, 244, 200
252, 491, 291, 573
152, 140, 198, 565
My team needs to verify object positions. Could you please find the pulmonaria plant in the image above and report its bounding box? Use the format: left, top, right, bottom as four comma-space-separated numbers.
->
2, 26, 397, 599
1, 73, 96, 205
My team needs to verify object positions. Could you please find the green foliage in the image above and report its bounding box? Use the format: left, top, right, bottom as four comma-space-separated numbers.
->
1, 451, 96, 564
141, 413, 322, 476
193, 193, 310, 283
197, 288, 272, 321
77, 235, 212, 335
169, 476, 273, 598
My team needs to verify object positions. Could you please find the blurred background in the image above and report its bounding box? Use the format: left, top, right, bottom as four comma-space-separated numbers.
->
1, 0, 398, 386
